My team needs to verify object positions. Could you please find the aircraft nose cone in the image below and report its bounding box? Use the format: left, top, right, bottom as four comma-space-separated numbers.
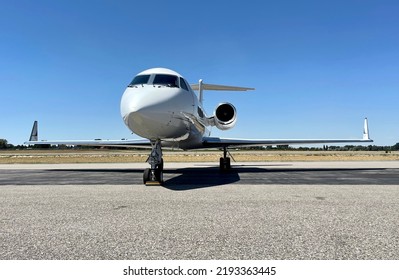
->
120, 88, 174, 139
120, 86, 192, 140
121, 89, 155, 118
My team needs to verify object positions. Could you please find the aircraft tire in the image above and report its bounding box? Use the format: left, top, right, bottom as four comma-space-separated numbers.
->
143, 168, 150, 184
226, 157, 231, 169
220, 157, 231, 171
219, 157, 224, 171
154, 169, 164, 185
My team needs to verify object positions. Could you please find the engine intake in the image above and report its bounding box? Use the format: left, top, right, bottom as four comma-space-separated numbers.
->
213, 103, 237, 130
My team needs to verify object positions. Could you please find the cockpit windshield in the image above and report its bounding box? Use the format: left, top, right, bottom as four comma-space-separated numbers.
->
153, 74, 178, 88
129, 75, 150, 86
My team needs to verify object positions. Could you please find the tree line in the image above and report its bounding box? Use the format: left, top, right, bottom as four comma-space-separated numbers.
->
1, 138, 399, 152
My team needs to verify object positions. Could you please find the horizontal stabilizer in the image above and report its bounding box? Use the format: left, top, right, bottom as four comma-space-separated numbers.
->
191, 82, 254, 91
191, 79, 254, 104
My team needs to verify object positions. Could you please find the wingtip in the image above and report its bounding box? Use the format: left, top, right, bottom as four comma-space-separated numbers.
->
363, 118, 370, 141
29, 121, 38, 142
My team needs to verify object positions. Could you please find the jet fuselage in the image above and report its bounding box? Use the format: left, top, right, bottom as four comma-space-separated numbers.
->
120, 68, 207, 149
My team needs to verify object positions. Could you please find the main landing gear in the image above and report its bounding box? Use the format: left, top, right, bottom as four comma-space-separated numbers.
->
219, 146, 232, 171
143, 140, 164, 186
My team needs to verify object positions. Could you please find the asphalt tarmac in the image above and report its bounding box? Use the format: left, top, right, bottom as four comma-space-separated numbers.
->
1, 161, 399, 259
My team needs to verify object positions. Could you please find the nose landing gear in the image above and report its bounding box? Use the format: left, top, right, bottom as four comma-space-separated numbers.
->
142, 142, 233, 184
143, 140, 164, 185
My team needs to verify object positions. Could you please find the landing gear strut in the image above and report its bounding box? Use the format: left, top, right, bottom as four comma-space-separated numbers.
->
219, 146, 231, 171
143, 140, 164, 185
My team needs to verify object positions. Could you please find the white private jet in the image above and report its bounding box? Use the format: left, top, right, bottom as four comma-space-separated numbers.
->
26, 67, 372, 185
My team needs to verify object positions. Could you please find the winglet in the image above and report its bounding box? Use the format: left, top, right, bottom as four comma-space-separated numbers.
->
29, 121, 38, 141
363, 118, 370, 140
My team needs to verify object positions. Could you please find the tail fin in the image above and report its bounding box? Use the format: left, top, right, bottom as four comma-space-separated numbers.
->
29, 121, 38, 141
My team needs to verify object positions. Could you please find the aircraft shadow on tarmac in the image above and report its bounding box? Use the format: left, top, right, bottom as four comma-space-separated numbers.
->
43, 164, 292, 190
163, 166, 394, 190
45, 167, 241, 190
42, 165, 397, 190
163, 167, 240, 190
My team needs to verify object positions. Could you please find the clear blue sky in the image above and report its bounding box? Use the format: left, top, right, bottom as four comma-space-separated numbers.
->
1, 0, 398, 146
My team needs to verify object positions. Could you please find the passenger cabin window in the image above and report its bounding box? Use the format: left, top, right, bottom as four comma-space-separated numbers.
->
180, 77, 189, 91
129, 75, 150, 86
153, 74, 178, 88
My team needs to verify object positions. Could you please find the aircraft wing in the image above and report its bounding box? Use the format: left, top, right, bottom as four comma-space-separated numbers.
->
24, 121, 151, 148
202, 118, 372, 148
25, 139, 151, 148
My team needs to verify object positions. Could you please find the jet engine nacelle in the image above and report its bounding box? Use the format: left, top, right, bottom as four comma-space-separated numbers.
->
213, 103, 237, 130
